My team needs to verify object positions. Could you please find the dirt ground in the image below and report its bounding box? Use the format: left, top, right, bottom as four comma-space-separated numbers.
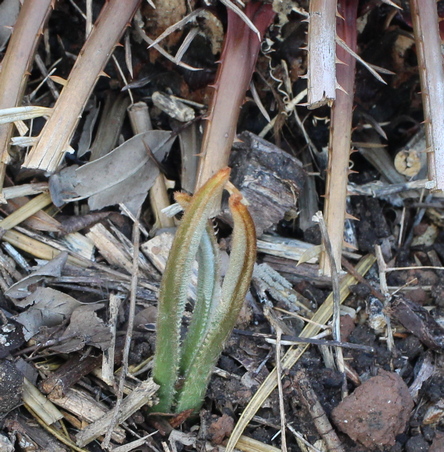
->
1, 1, 444, 451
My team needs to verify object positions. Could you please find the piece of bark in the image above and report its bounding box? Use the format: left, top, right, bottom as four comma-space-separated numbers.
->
0, 432, 13, 452
390, 294, 444, 351
0, 359, 23, 417
226, 132, 305, 236
4, 415, 68, 452
40, 338, 124, 397
0, 317, 25, 358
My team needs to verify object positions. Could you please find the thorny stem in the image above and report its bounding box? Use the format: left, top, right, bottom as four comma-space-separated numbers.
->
0, 0, 54, 192
306, 0, 337, 109
409, 0, 444, 190
321, 0, 358, 275
194, 2, 275, 191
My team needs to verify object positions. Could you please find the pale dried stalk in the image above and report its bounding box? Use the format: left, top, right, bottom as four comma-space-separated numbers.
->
321, 0, 358, 275
0, 192, 52, 230
128, 102, 174, 229
313, 211, 346, 396
86, 223, 134, 274
47, 387, 126, 443
23, 378, 63, 426
179, 122, 201, 192
226, 254, 376, 452
111, 434, 156, 452
101, 213, 141, 449
1, 182, 49, 201
102, 293, 122, 386
89, 92, 131, 161
236, 435, 281, 452
0, 0, 54, 188
306, 0, 337, 109
409, 0, 444, 190
75, 379, 158, 447
23, 0, 141, 172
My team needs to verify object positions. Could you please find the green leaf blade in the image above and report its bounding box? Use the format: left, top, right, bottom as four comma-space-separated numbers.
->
152, 168, 230, 412
175, 192, 256, 413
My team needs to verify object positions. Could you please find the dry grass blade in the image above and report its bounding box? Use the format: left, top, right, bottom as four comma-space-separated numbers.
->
0, 106, 52, 124
236, 435, 281, 452
147, 8, 206, 49
0, 192, 52, 231
22, 378, 63, 426
225, 254, 376, 452
132, 10, 200, 71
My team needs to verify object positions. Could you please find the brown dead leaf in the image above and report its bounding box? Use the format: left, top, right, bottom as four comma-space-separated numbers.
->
207, 413, 235, 445
50, 304, 111, 353
15, 287, 82, 341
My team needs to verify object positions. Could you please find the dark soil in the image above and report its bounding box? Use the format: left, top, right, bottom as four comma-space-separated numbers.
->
1, 1, 444, 451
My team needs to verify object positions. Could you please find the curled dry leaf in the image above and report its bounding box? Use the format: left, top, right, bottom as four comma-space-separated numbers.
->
6, 252, 68, 299
49, 130, 175, 212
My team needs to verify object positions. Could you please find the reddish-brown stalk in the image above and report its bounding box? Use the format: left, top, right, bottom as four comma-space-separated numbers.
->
195, 2, 275, 191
